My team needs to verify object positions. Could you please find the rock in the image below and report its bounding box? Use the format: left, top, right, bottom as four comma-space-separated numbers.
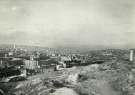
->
52, 80, 65, 87
65, 73, 79, 85
50, 87, 78, 95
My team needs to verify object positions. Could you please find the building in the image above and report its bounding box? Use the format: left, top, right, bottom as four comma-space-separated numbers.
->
24, 55, 39, 70
8, 52, 13, 56
24, 60, 39, 70
60, 56, 72, 62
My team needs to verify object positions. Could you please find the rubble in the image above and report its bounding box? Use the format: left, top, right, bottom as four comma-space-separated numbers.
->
1, 59, 134, 95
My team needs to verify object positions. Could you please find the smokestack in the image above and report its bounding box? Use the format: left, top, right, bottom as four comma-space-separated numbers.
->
130, 49, 134, 62
13, 44, 16, 49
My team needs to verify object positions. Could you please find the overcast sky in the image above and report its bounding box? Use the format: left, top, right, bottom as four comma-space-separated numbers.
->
0, 0, 134, 49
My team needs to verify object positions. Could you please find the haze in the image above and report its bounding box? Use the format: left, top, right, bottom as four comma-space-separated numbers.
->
0, 0, 135, 49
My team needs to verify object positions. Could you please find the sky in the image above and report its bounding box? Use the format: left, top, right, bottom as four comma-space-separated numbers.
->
0, 0, 134, 49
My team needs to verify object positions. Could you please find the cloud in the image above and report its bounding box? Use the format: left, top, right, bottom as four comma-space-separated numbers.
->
0, 0, 134, 49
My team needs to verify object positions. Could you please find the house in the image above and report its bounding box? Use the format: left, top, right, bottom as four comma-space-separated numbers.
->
60, 56, 72, 62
